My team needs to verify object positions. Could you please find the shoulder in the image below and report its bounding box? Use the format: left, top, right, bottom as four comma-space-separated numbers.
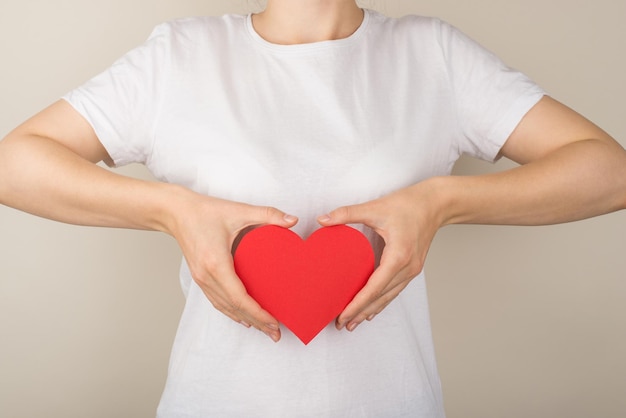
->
147, 14, 247, 46
366, 10, 449, 35
363, 9, 463, 60
364, 9, 459, 49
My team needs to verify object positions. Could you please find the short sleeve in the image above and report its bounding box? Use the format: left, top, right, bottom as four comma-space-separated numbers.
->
63, 23, 172, 167
437, 20, 545, 162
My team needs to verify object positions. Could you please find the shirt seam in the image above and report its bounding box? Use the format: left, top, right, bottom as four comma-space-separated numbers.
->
243, 9, 372, 56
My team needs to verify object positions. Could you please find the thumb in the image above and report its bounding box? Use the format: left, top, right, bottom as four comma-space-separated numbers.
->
231, 205, 298, 253
249, 205, 299, 228
317, 202, 372, 227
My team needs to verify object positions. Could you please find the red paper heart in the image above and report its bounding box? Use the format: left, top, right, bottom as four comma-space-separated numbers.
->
234, 225, 375, 344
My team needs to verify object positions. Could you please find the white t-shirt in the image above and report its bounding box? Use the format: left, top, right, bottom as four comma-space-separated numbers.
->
64, 9, 544, 417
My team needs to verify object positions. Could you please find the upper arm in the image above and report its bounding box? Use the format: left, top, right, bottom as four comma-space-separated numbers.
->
500, 95, 619, 164
7, 99, 113, 166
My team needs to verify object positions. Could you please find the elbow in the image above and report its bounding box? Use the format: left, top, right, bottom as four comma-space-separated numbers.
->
613, 141, 626, 212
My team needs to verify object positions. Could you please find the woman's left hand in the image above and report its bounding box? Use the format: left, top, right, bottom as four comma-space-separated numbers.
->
318, 96, 626, 333
317, 179, 446, 332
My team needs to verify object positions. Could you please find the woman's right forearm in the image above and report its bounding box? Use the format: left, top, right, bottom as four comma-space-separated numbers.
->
0, 129, 296, 341
0, 133, 184, 234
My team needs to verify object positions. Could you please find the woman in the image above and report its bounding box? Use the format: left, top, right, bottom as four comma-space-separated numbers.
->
1, 0, 625, 416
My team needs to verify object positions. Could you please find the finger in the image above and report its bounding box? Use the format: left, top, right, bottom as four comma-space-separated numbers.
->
202, 289, 250, 326
228, 289, 282, 342
335, 260, 400, 329
193, 248, 282, 341
317, 201, 377, 228
337, 243, 421, 330
204, 276, 282, 342
243, 204, 298, 229
340, 279, 410, 331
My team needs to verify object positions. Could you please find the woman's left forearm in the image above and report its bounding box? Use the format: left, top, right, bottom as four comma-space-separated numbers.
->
434, 138, 626, 227
321, 97, 626, 331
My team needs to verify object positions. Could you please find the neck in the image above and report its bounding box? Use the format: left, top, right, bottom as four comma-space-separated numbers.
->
252, 0, 364, 45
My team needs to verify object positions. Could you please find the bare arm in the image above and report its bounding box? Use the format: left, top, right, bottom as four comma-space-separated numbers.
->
0, 100, 175, 231
440, 96, 626, 227
0, 100, 296, 341
320, 96, 626, 331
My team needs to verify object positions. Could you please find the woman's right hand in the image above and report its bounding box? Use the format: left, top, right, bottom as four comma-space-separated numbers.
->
0, 100, 297, 343
167, 190, 298, 342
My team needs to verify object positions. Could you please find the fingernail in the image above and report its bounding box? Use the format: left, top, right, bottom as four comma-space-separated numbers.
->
367, 314, 376, 321
347, 322, 359, 332
284, 214, 297, 223
240, 321, 251, 328
266, 323, 279, 330
318, 214, 331, 223
266, 331, 280, 343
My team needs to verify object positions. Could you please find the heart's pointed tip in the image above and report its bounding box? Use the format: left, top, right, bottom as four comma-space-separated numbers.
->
298, 333, 317, 345
286, 324, 321, 345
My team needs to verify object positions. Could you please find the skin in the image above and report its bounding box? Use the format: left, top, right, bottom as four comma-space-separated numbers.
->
320, 97, 626, 332
1, 0, 625, 342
